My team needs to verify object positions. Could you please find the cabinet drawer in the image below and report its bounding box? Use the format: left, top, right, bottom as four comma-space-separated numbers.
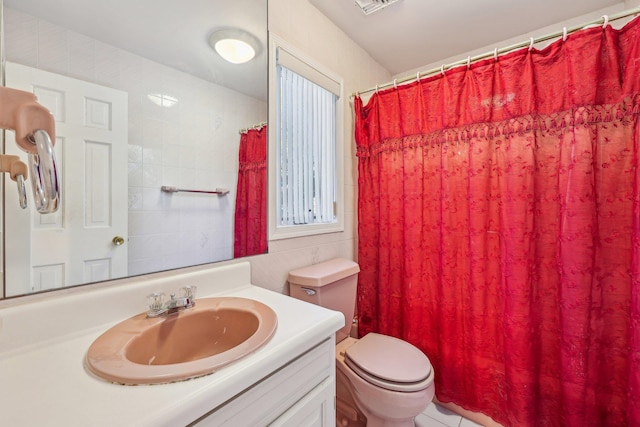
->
193, 337, 335, 427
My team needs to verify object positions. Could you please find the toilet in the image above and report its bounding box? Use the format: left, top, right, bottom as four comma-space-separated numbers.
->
288, 258, 435, 427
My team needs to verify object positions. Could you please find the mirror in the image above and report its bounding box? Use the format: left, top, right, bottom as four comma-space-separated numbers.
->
1, 0, 268, 298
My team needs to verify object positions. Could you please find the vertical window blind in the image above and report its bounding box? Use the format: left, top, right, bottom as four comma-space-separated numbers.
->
276, 63, 337, 226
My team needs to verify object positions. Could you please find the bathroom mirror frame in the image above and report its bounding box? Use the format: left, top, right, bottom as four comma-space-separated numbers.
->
0, 0, 268, 299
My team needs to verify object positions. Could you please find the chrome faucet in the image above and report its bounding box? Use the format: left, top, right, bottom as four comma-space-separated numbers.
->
146, 286, 197, 317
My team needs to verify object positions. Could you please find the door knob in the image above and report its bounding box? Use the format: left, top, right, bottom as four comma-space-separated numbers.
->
112, 236, 125, 246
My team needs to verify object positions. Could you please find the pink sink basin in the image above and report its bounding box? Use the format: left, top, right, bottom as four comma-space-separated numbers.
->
86, 297, 277, 385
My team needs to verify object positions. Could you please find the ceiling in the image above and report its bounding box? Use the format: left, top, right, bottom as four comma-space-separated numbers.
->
309, 0, 622, 76
5, 0, 625, 99
5, 0, 267, 100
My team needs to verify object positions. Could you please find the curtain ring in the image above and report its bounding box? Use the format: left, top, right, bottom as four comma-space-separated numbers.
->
528, 37, 534, 51
562, 27, 568, 42
393, 79, 398, 90
441, 64, 446, 76
493, 48, 498, 61
466, 56, 471, 69
355, 91, 360, 98
602, 15, 609, 29
416, 71, 421, 82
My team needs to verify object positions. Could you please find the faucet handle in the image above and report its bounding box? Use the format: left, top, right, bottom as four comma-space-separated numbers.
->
147, 292, 165, 312
180, 285, 197, 300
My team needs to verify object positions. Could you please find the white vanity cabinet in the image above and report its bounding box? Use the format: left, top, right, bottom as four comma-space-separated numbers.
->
193, 338, 336, 427
0, 262, 344, 427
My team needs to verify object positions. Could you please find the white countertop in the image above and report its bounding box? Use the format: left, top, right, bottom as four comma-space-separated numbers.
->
0, 262, 343, 426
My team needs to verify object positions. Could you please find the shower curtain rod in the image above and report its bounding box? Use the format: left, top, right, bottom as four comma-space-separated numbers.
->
352, 7, 640, 98
239, 121, 267, 134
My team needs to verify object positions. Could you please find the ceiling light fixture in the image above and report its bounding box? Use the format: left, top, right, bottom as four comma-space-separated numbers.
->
208, 28, 261, 64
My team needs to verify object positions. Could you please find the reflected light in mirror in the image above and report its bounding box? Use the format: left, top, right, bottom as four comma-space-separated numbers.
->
147, 93, 179, 107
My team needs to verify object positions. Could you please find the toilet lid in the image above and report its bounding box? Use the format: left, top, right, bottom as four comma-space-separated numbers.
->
344, 333, 433, 392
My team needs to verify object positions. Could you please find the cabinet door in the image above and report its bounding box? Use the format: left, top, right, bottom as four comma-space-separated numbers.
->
192, 339, 334, 427
270, 378, 335, 427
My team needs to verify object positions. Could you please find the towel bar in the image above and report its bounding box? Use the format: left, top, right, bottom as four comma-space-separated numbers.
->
161, 186, 230, 196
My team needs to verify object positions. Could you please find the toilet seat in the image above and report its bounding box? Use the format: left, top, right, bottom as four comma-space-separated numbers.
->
344, 333, 433, 392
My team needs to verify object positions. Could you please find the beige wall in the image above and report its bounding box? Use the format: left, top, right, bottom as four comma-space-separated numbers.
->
246, 0, 391, 294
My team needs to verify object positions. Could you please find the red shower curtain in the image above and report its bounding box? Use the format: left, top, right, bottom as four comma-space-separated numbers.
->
234, 125, 267, 258
354, 19, 640, 427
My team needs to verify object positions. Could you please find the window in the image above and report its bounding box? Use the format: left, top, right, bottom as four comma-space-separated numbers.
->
277, 59, 337, 225
268, 36, 344, 240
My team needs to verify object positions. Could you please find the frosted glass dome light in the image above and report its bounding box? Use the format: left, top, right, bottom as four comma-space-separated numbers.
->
209, 28, 261, 65
214, 39, 255, 64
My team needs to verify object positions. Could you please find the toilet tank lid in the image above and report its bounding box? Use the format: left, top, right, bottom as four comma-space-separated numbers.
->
287, 258, 360, 288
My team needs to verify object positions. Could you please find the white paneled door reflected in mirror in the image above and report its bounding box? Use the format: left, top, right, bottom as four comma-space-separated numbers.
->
1, 0, 267, 298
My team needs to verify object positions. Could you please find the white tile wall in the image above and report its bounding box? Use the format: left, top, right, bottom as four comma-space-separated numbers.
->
4, 7, 267, 277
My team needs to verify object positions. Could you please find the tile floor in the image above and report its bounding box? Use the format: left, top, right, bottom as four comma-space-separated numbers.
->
415, 403, 483, 427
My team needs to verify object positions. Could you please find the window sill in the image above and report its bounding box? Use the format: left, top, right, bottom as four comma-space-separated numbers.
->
269, 222, 344, 241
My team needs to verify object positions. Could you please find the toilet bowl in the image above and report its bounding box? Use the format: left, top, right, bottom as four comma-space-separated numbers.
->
336, 335, 435, 427
288, 258, 435, 426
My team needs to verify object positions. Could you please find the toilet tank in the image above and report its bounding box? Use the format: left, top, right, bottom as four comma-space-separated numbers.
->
288, 258, 360, 343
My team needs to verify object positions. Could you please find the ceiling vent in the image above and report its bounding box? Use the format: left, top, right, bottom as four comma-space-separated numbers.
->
354, 0, 401, 15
